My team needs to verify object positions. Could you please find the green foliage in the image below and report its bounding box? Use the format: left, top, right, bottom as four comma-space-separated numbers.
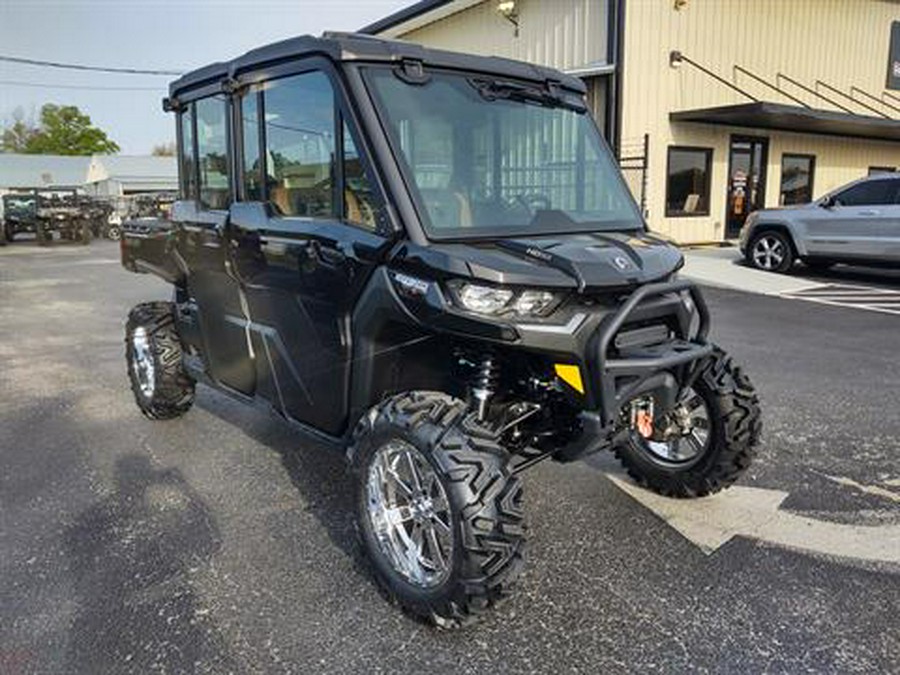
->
1, 104, 119, 155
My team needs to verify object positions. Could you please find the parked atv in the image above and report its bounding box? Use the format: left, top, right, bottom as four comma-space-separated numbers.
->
122, 32, 761, 628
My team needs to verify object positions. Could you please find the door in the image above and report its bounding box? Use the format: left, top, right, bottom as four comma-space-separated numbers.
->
175, 96, 255, 396
801, 177, 900, 260
726, 136, 769, 238
228, 68, 391, 436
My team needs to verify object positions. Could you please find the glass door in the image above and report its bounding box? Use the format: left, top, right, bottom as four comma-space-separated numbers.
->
726, 135, 768, 238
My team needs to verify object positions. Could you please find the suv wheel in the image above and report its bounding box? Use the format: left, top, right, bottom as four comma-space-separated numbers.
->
125, 301, 195, 420
351, 391, 525, 628
614, 347, 761, 497
106, 224, 122, 241
747, 230, 794, 272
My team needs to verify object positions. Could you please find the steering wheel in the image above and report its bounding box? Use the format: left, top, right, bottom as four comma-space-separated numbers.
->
514, 193, 553, 214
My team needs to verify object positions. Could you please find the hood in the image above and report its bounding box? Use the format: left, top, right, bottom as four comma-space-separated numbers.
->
398, 231, 683, 291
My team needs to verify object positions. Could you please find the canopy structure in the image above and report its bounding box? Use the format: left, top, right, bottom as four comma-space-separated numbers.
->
670, 102, 900, 143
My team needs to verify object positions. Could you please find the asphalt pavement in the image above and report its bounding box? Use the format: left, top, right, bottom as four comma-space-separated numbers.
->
1, 240, 898, 674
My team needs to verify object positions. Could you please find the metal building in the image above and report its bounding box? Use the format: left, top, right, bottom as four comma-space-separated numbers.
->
363, 0, 900, 243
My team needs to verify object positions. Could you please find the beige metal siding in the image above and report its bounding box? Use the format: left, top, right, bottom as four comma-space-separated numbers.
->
622, 0, 900, 242
396, 0, 608, 72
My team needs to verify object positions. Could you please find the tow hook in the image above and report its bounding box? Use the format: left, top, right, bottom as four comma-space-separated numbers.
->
630, 398, 655, 439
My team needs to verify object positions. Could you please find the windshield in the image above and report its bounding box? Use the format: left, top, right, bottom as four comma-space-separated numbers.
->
364, 67, 642, 239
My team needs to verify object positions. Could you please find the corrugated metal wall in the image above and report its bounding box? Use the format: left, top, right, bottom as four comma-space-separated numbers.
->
622, 0, 900, 242
397, 0, 608, 72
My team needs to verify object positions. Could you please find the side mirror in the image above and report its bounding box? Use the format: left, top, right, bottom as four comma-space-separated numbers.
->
820, 195, 835, 209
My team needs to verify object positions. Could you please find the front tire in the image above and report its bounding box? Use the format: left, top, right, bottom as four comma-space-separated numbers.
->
350, 392, 526, 628
747, 230, 794, 272
614, 347, 761, 498
125, 301, 195, 420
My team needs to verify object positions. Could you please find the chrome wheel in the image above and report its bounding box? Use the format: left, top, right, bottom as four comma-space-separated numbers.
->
131, 326, 156, 398
631, 388, 711, 465
365, 439, 454, 588
751, 234, 786, 270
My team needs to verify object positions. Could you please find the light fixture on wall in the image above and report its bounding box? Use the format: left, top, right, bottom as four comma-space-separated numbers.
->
497, 0, 519, 37
673, 0, 689, 10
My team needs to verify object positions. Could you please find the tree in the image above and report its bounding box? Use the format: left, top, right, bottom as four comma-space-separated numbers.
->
1, 104, 119, 155
1, 108, 39, 153
151, 142, 176, 156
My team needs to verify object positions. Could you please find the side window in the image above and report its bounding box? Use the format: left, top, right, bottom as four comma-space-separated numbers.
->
834, 180, 897, 206
195, 96, 230, 210
263, 72, 335, 217
342, 122, 378, 229
179, 107, 197, 200
241, 92, 262, 201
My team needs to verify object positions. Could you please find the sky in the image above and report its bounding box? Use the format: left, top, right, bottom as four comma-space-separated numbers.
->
0, 0, 410, 154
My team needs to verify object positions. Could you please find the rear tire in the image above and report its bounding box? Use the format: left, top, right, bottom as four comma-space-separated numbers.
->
36, 223, 52, 246
613, 347, 761, 498
747, 230, 794, 272
350, 391, 526, 628
78, 221, 92, 245
125, 301, 195, 420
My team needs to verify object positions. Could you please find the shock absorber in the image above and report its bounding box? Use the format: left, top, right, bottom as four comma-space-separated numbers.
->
471, 353, 500, 421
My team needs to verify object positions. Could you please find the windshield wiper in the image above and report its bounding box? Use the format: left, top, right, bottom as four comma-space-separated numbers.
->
469, 78, 586, 113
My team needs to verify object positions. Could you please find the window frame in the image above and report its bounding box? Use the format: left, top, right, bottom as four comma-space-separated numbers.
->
234, 59, 386, 232
176, 103, 198, 201
779, 153, 816, 206
665, 145, 713, 218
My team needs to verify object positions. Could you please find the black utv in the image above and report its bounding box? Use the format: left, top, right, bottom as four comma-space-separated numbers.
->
122, 33, 761, 628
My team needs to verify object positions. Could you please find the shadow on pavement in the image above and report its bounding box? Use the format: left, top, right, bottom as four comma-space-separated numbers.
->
64, 455, 237, 674
197, 397, 362, 562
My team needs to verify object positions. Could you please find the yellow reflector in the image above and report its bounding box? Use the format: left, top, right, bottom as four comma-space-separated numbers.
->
554, 363, 584, 394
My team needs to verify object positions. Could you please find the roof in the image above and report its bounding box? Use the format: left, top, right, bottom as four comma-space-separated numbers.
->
169, 31, 585, 100
0, 154, 91, 189
359, 0, 456, 36
86, 155, 177, 184
670, 102, 900, 143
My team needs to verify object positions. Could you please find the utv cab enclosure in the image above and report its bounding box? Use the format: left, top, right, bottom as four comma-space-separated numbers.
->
122, 32, 761, 628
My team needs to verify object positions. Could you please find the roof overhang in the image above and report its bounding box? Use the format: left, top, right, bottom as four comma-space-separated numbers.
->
670, 102, 900, 143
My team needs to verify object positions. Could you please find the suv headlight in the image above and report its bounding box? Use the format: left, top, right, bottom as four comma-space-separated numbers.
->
448, 281, 562, 317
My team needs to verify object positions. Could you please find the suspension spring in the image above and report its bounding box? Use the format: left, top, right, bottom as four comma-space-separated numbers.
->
471, 353, 500, 420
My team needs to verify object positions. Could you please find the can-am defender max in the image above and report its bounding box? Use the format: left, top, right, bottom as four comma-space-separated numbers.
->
122, 33, 761, 628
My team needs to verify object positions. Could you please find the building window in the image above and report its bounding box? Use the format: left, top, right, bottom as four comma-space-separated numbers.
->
179, 106, 197, 201
666, 146, 712, 217
868, 166, 897, 176
195, 96, 230, 210
780, 154, 815, 205
262, 71, 335, 218
241, 92, 262, 201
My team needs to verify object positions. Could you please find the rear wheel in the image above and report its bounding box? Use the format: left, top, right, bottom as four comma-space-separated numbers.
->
125, 301, 195, 420
78, 221, 92, 245
350, 391, 526, 628
614, 347, 761, 497
106, 224, 122, 241
747, 230, 794, 272
36, 223, 52, 246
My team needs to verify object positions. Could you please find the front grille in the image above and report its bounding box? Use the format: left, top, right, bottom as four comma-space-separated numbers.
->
613, 323, 670, 350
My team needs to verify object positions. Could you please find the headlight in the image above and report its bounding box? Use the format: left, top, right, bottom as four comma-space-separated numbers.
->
449, 281, 561, 317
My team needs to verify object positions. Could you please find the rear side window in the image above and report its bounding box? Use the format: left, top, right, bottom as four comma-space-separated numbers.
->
179, 107, 197, 201
262, 72, 335, 218
195, 96, 231, 210
241, 93, 262, 201
834, 179, 899, 206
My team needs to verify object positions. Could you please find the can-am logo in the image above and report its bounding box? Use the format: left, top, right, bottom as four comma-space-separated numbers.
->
525, 247, 553, 262
613, 256, 631, 270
